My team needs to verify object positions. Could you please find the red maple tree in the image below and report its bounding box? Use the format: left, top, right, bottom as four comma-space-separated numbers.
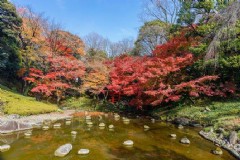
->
106, 33, 233, 109
24, 55, 85, 103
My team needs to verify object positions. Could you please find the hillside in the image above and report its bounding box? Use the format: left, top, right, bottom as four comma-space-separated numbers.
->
0, 85, 58, 116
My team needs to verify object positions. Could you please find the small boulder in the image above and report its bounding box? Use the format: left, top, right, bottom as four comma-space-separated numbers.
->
212, 147, 223, 155
78, 149, 90, 155
233, 144, 240, 152
180, 137, 190, 144
229, 131, 238, 145
174, 117, 190, 126
54, 144, 72, 157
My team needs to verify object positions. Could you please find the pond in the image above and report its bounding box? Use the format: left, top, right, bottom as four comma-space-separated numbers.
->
0, 113, 236, 160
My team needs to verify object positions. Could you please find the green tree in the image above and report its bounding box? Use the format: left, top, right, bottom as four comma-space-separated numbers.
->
177, 0, 236, 26
133, 20, 169, 56
0, 0, 22, 78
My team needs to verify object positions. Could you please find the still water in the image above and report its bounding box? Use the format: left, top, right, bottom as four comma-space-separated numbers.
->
0, 114, 236, 160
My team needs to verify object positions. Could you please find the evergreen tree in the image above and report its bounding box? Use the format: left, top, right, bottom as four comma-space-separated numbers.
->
0, 0, 22, 78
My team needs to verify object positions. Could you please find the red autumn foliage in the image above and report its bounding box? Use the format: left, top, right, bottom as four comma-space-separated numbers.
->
106, 33, 232, 109
24, 55, 85, 102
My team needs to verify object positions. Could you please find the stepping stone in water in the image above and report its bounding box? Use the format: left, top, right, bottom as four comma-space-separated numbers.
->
53, 123, 61, 128
42, 126, 49, 130
85, 116, 91, 120
178, 125, 184, 129
123, 118, 130, 124
170, 134, 177, 138
71, 131, 77, 135
144, 125, 150, 129
65, 121, 71, 125
151, 118, 155, 123
78, 149, 90, 155
108, 124, 114, 129
99, 123, 105, 127
54, 144, 72, 157
24, 132, 32, 137
123, 140, 134, 146
86, 121, 93, 125
180, 137, 190, 144
212, 147, 223, 155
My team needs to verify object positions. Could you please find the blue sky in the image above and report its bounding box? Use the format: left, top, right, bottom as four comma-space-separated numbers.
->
12, 0, 143, 42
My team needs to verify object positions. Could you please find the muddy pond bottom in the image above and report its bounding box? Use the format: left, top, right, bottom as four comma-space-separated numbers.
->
0, 114, 236, 160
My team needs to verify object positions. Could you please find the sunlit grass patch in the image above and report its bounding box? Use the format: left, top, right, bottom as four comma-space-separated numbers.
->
0, 85, 58, 115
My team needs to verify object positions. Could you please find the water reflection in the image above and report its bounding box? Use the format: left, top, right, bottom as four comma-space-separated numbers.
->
0, 115, 236, 160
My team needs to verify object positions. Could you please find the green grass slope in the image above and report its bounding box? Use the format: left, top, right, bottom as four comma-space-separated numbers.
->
0, 85, 58, 115
155, 100, 240, 129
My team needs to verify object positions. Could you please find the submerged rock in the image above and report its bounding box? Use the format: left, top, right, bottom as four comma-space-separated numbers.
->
78, 149, 90, 155
123, 140, 134, 146
0, 144, 11, 152
0, 132, 21, 144
54, 144, 72, 157
180, 137, 190, 144
212, 147, 223, 155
